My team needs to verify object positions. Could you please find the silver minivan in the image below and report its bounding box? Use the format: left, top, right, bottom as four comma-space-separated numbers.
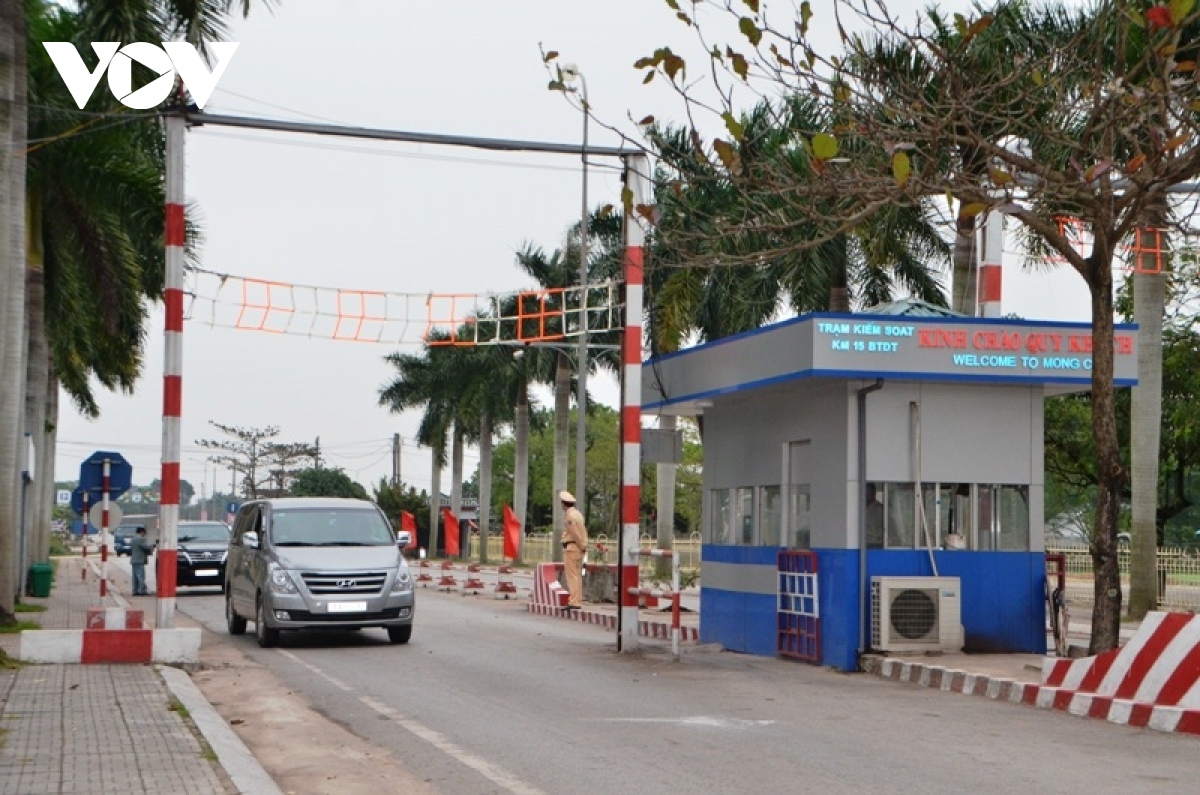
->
224, 497, 415, 647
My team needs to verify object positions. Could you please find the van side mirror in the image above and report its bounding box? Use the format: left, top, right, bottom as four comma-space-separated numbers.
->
396, 531, 412, 549
244, 531, 260, 550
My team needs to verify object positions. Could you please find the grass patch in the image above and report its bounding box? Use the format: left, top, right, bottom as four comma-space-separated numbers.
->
14, 604, 46, 613
0, 650, 22, 670
0, 621, 40, 634
166, 696, 218, 761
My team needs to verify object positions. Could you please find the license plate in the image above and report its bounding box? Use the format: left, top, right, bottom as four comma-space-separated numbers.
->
194, 569, 218, 577
327, 601, 367, 613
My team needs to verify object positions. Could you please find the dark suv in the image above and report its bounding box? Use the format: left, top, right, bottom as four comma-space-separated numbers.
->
113, 526, 138, 556
176, 521, 231, 589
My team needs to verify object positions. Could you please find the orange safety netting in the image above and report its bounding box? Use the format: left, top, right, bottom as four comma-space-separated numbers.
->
1042, 216, 1089, 263
1124, 227, 1167, 274
184, 267, 622, 348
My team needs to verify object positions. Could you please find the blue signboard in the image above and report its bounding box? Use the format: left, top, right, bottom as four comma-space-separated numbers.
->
227, 502, 239, 515
70, 487, 89, 516
78, 450, 132, 498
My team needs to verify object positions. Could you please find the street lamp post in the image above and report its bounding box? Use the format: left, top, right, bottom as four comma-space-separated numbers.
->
562, 64, 589, 519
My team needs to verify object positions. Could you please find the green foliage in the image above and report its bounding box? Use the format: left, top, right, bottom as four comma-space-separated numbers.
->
486, 407, 701, 535
372, 479, 432, 533
1047, 256, 1200, 544
289, 467, 368, 500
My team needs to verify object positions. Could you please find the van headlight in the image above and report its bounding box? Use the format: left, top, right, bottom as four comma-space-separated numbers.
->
391, 565, 412, 593
269, 567, 298, 595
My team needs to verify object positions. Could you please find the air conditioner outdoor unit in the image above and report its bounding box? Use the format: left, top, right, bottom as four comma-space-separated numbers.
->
870, 576, 964, 653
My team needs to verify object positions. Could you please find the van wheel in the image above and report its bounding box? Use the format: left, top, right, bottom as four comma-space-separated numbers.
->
387, 625, 412, 645
226, 593, 246, 636
255, 595, 279, 648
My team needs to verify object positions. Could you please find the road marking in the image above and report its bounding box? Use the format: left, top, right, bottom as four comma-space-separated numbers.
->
360, 696, 545, 795
276, 649, 354, 691
594, 716, 775, 728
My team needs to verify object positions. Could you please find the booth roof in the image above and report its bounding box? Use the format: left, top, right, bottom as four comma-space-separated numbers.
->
864, 298, 969, 318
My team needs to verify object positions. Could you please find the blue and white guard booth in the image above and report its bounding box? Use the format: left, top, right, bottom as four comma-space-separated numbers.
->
642, 301, 1138, 670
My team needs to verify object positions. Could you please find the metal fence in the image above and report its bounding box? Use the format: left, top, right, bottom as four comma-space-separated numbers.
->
1047, 544, 1200, 613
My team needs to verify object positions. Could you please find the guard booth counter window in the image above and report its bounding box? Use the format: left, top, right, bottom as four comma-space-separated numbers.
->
869, 482, 1030, 551
706, 486, 799, 547
705, 487, 756, 546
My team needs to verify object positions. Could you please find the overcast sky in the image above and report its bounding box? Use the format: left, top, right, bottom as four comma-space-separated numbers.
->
52, 0, 1091, 503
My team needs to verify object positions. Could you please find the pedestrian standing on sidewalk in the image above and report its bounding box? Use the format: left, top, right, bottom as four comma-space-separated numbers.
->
559, 491, 587, 610
130, 526, 154, 595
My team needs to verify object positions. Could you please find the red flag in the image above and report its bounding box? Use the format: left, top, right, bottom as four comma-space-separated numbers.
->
400, 511, 417, 549
503, 505, 521, 560
442, 507, 460, 557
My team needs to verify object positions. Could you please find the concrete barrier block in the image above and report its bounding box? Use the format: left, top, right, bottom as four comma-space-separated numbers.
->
18, 630, 83, 663
152, 628, 202, 664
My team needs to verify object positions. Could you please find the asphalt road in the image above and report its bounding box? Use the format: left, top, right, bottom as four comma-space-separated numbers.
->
149, 575, 1200, 795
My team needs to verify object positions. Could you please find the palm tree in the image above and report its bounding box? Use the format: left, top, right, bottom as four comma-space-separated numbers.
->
0, 0, 28, 618
25, 2, 172, 567
0, 0, 269, 615
513, 243, 586, 558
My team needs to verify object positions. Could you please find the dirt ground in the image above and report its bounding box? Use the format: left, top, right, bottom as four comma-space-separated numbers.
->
189, 627, 439, 795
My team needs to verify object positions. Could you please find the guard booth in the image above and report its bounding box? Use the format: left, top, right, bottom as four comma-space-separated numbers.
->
641, 302, 1138, 670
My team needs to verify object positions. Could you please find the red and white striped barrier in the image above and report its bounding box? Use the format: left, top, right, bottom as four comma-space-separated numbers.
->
532, 563, 569, 608
866, 611, 1200, 735
1039, 611, 1200, 733
437, 561, 457, 591
526, 602, 699, 643
633, 548, 682, 660
87, 608, 144, 629
20, 606, 199, 665
495, 565, 518, 599
416, 560, 433, 586
461, 564, 486, 595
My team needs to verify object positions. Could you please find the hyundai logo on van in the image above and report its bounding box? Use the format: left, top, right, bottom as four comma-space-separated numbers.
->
337, 580, 356, 589
42, 42, 238, 110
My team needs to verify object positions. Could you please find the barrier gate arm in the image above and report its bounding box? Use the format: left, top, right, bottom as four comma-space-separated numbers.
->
630, 548, 681, 661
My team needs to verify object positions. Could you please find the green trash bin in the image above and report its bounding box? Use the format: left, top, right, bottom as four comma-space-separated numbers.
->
28, 562, 52, 598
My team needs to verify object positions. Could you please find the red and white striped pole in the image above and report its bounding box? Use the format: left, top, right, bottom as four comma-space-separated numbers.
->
80, 492, 89, 579
100, 460, 110, 597
157, 104, 185, 628
978, 209, 1004, 317
618, 153, 650, 652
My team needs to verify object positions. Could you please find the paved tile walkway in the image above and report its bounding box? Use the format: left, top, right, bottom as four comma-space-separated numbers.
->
0, 554, 236, 794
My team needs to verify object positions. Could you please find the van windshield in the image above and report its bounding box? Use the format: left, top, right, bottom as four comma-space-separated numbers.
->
270, 508, 395, 546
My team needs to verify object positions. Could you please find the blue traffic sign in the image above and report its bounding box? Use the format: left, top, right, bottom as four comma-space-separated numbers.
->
70, 487, 89, 515
78, 450, 133, 498
227, 502, 239, 515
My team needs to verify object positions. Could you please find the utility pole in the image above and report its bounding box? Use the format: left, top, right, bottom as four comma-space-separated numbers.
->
313, 437, 321, 468
392, 433, 401, 488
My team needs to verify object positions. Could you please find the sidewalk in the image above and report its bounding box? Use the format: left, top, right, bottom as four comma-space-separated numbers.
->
0, 554, 282, 795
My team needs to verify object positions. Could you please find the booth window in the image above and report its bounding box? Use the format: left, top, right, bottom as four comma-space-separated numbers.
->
705, 487, 761, 546
978, 484, 1030, 550
883, 483, 916, 548
760, 486, 782, 546
737, 487, 755, 545
789, 484, 811, 549
709, 489, 732, 545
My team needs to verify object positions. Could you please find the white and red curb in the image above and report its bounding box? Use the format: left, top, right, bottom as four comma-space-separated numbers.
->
17, 562, 200, 665
863, 610, 1200, 735
526, 602, 699, 643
